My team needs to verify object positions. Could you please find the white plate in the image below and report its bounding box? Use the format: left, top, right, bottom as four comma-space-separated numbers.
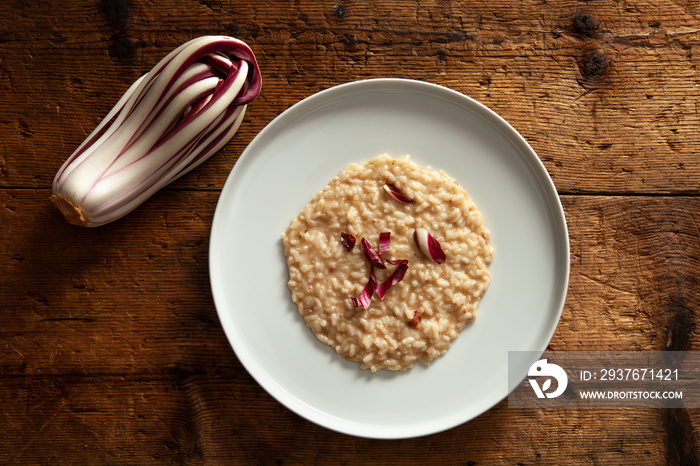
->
209, 79, 569, 439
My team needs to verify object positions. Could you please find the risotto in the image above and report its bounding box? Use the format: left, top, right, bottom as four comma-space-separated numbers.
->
281, 154, 494, 372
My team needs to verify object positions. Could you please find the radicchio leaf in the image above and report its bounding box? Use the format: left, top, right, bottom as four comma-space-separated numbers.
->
340, 232, 356, 251
351, 266, 377, 308
378, 231, 391, 255
414, 227, 446, 263
361, 237, 386, 269
383, 183, 414, 203
352, 233, 410, 307
376, 259, 409, 299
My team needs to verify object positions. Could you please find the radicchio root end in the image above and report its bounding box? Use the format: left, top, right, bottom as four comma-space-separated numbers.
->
383, 183, 414, 203
414, 227, 446, 263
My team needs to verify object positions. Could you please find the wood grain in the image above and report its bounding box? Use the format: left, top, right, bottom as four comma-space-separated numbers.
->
2, 193, 697, 373
1, 191, 699, 462
558, 195, 699, 353
1, 0, 699, 463
0, 375, 675, 464
0, 0, 698, 193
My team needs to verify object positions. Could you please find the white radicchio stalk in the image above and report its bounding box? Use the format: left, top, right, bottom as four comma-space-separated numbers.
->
51, 35, 262, 227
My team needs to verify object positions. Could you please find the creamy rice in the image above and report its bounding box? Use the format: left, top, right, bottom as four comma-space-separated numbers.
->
281, 154, 494, 372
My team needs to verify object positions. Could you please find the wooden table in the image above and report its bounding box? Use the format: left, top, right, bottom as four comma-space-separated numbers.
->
2, 0, 698, 463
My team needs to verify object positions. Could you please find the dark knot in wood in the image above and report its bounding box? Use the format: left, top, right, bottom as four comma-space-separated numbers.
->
108, 36, 140, 62
662, 409, 699, 466
580, 49, 609, 79
341, 35, 359, 46
102, 0, 130, 30
334, 4, 347, 19
573, 12, 599, 37
664, 295, 694, 351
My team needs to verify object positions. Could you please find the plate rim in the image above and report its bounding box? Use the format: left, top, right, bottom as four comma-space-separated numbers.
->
209, 78, 570, 438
